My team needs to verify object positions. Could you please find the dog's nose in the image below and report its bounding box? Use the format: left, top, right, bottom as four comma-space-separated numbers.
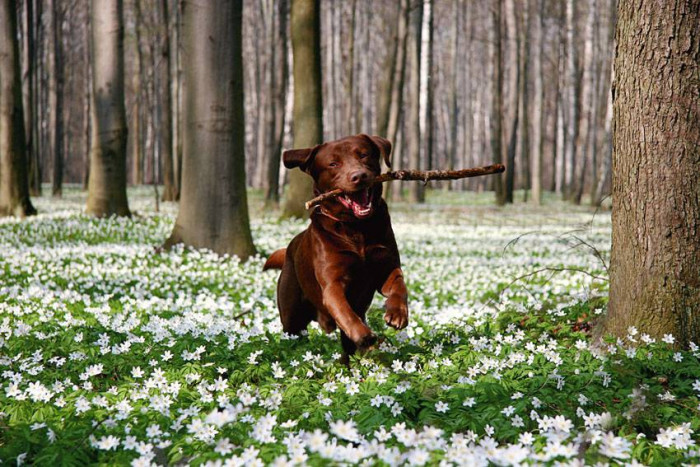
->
349, 170, 369, 185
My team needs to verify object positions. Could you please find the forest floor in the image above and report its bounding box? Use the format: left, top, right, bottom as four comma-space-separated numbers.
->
0, 187, 698, 466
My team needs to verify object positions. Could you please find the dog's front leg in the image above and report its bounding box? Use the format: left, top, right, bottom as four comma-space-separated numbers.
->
380, 268, 409, 329
320, 281, 377, 348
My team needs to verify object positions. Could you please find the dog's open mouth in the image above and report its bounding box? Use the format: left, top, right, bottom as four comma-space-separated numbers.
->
338, 187, 373, 218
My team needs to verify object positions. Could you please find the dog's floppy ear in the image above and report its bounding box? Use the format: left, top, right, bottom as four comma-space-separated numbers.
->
282, 145, 319, 171
363, 134, 393, 169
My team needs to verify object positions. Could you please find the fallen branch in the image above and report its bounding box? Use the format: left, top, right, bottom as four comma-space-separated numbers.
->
305, 163, 506, 209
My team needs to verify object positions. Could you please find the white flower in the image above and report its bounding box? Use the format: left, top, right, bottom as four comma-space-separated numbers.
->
599, 432, 632, 459
330, 419, 359, 442
662, 334, 675, 344
435, 401, 449, 413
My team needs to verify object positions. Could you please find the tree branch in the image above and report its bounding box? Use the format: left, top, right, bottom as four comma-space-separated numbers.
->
304, 163, 506, 209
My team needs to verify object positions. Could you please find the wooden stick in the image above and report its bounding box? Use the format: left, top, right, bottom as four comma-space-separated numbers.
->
305, 163, 506, 209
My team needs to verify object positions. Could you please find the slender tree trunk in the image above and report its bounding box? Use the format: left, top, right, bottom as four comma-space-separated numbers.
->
159, 0, 176, 201
51, 0, 63, 197
593, 80, 613, 205
424, 0, 435, 177
22, 0, 41, 196
491, 0, 506, 205
375, 0, 399, 139
281, 0, 323, 219
86, 0, 130, 217
265, 0, 289, 207
563, 0, 579, 200
503, 0, 519, 204
84, 3, 91, 190
344, 0, 357, 135
598, 0, 700, 347
530, 0, 544, 204
0, 0, 36, 217
164, 0, 255, 258
572, 0, 597, 205
406, 0, 423, 203
519, 3, 530, 202
446, 0, 460, 190
384, 0, 409, 201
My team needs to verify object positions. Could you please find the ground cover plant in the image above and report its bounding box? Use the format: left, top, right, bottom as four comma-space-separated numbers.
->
0, 188, 698, 466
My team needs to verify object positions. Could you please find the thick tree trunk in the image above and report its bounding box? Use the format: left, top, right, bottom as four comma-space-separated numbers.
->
281, 0, 323, 219
490, 0, 506, 205
159, 0, 176, 201
164, 0, 255, 259
0, 0, 36, 217
265, 0, 289, 207
406, 0, 423, 203
86, 0, 130, 217
598, 0, 700, 347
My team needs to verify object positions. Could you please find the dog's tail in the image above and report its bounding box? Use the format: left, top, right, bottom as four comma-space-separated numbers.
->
263, 248, 286, 271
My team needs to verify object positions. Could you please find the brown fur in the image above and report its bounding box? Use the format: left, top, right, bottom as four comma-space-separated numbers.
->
265, 134, 409, 359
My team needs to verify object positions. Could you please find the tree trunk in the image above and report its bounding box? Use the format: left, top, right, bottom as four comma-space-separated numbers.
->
164, 0, 255, 259
503, 0, 519, 204
281, 0, 323, 219
344, 0, 357, 135
593, 85, 612, 205
159, 0, 176, 201
530, 0, 544, 204
563, 0, 579, 200
519, 3, 530, 202
265, 0, 289, 207
490, 0, 506, 205
424, 0, 435, 177
51, 0, 63, 197
572, 0, 597, 205
86, 0, 130, 217
22, 0, 41, 196
598, 0, 700, 347
406, 0, 423, 203
375, 1, 399, 139
0, 0, 36, 217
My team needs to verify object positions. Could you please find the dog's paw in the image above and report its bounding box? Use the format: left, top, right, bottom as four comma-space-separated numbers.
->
384, 300, 409, 330
356, 332, 378, 349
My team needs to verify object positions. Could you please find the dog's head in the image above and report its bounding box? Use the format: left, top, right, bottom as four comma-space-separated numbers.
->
283, 134, 392, 220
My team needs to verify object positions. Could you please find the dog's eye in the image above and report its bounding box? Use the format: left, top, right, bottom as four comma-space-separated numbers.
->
329, 162, 339, 168
359, 153, 367, 159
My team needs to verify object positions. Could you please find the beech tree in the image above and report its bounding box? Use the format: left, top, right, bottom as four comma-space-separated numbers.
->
163, 0, 255, 259
0, 0, 36, 217
86, 0, 130, 217
598, 0, 700, 346
281, 0, 323, 219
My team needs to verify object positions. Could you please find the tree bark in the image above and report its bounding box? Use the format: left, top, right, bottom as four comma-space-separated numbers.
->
281, 0, 323, 219
51, 0, 63, 197
490, 0, 506, 205
503, 0, 519, 204
159, 0, 176, 201
572, 0, 597, 205
265, 0, 289, 207
563, 0, 579, 200
164, 0, 255, 259
0, 0, 36, 217
598, 0, 700, 347
530, 0, 544, 204
406, 0, 423, 203
86, 0, 130, 217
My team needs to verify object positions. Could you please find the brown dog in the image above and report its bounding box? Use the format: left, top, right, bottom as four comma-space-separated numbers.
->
264, 134, 409, 361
